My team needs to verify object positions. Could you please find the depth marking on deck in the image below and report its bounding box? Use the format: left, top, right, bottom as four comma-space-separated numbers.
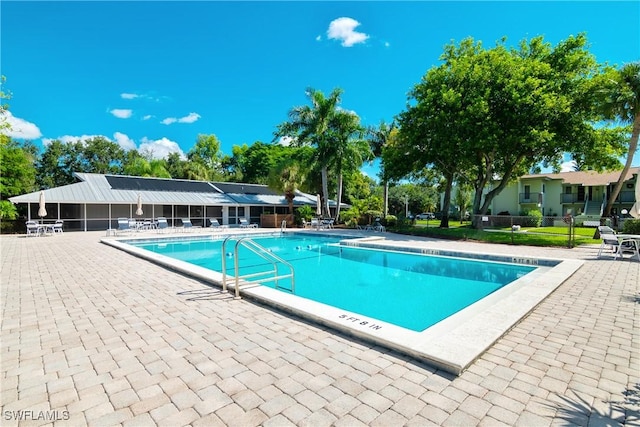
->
338, 314, 383, 330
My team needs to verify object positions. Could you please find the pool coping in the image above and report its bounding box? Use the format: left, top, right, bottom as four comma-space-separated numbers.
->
101, 231, 583, 375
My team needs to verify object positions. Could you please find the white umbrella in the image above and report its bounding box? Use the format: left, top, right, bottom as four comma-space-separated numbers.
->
630, 177, 640, 219
316, 194, 322, 217
135, 193, 143, 216
38, 190, 47, 222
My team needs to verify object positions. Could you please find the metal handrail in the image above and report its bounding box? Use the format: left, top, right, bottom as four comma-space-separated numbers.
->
221, 236, 295, 299
220, 235, 236, 293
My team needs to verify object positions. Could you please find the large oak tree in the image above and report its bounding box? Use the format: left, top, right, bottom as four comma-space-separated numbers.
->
391, 35, 604, 227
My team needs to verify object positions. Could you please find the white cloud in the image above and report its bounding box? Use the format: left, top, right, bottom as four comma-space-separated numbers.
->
336, 106, 359, 117
110, 108, 133, 119
277, 136, 295, 146
139, 136, 185, 159
384, 41, 390, 48
327, 17, 369, 47
121, 93, 139, 100
113, 132, 136, 151
560, 160, 577, 172
316, 35, 322, 42
42, 134, 104, 146
178, 112, 201, 123
161, 112, 201, 125
142, 115, 153, 120
0, 111, 42, 139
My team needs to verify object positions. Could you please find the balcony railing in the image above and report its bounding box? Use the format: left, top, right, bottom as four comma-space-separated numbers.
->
519, 193, 543, 204
561, 193, 584, 204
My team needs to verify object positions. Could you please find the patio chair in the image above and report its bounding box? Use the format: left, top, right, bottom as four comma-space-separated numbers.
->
239, 218, 257, 228
598, 225, 616, 235
129, 218, 140, 231
597, 233, 638, 260
321, 218, 334, 229
117, 217, 132, 234
26, 220, 40, 237
156, 217, 169, 233
181, 218, 194, 232
595, 225, 616, 239
52, 219, 64, 233
373, 223, 386, 232
209, 218, 224, 231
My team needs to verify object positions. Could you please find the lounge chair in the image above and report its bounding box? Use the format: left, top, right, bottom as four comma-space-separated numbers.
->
373, 223, 386, 232
26, 220, 40, 237
239, 218, 257, 228
598, 225, 616, 235
321, 218, 334, 229
117, 217, 132, 234
181, 218, 194, 232
156, 217, 169, 233
597, 233, 638, 260
209, 218, 224, 231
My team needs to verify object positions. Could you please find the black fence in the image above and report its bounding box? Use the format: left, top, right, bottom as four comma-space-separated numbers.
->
471, 214, 581, 248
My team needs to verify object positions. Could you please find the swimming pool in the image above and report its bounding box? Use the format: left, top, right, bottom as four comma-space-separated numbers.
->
132, 234, 535, 332
103, 231, 583, 374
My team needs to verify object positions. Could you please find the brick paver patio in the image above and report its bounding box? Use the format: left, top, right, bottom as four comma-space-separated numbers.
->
1, 230, 638, 426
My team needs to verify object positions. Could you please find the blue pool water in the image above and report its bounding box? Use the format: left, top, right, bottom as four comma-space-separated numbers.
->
132, 234, 536, 331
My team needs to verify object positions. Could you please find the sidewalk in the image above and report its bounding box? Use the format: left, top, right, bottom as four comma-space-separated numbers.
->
1, 231, 638, 426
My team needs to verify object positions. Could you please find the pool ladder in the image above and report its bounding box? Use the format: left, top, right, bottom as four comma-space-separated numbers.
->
221, 236, 295, 299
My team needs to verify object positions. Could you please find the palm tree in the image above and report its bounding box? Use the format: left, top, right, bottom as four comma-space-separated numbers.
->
602, 62, 640, 217
328, 110, 370, 221
275, 87, 343, 218
367, 121, 395, 218
267, 159, 305, 217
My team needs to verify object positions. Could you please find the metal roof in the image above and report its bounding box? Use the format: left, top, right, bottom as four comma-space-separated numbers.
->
520, 167, 639, 186
7, 173, 329, 207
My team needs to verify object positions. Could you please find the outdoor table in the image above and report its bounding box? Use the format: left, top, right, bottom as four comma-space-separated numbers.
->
37, 223, 55, 236
616, 234, 640, 261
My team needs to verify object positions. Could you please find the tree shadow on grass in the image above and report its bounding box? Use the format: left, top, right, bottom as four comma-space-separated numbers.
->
549, 383, 639, 425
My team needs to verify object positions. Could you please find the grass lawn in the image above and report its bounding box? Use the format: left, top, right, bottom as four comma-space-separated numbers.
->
394, 222, 600, 248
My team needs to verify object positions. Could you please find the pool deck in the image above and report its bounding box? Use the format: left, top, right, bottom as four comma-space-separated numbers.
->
1, 228, 638, 425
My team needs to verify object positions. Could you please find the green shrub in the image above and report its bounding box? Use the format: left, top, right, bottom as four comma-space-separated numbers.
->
345, 218, 359, 229
340, 208, 359, 224
622, 219, 640, 234
519, 209, 543, 227
0, 200, 17, 220
383, 215, 397, 227
296, 205, 314, 221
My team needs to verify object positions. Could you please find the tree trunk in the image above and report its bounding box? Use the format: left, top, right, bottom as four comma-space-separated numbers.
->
321, 165, 330, 217
286, 193, 295, 216
335, 173, 343, 222
602, 113, 640, 217
383, 180, 389, 217
440, 173, 454, 228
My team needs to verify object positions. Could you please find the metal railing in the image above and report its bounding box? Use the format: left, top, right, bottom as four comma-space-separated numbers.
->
221, 236, 295, 299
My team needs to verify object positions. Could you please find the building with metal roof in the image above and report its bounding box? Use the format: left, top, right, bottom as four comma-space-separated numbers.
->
9, 173, 332, 231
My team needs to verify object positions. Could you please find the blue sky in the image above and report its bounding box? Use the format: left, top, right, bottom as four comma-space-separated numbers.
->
2, 1, 639, 179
